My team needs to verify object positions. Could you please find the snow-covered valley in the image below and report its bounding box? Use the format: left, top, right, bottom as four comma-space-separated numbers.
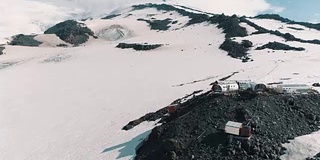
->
1, 2, 320, 160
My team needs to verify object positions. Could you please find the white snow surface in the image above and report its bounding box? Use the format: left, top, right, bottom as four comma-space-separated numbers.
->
1, 5, 320, 160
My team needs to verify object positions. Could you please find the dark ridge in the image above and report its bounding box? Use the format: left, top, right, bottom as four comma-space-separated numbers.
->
44, 20, 95, 45
132, 3, 247, 38
255, 14, 291, 23
210, 14, 248, 38
137, 18, 172, 31
102, 14, 121, 20
122, 90, 203, 131
116, 43, 163, 51
256, 42, 305, 51
219, 72, 239, 81
9, 34, 42, 47
240, 18, 320, 45
0, 47, 5, 55
255, 14, 320, 31
219, 39, 252, 59
288, 26, 304, 31
134, 93, 320, 160
307, 152, 320, 160
174, 5, 215, 16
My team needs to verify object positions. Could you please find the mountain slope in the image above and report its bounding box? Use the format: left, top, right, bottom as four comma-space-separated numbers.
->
0, 3, 320, 160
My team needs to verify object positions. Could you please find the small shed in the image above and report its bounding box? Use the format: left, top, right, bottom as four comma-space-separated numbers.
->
225, 121, 243, 136
167, 104, 178, 114
276, 84, 311, 94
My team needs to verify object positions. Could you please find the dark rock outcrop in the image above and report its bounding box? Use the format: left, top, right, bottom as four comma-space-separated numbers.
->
288, 26, 304, 31
219, 39, 252, 59
137, 18, 172, 31
306, 152, 320, 160
102, 14, 121, 19
44, 20, 95, 45
256, 42, 305, 51
313, 83, 320, 87
9, 34, 42, 47
133, 92, 320, 160
132, 4, 248, 38
116, 43, 163, 51
0, 47, 5, 55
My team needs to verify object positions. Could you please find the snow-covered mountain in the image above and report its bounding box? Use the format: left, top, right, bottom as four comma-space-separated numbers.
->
1, 3, 320, 160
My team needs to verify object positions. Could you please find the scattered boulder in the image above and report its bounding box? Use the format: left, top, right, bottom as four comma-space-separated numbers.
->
9, 34, 42, 47
44, 20, 95, 45
116, 43, 163, 51
256, 42, 305, 51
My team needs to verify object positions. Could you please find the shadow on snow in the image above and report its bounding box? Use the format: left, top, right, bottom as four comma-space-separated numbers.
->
102, 130, 151, 159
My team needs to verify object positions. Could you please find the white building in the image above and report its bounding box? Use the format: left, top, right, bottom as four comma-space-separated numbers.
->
211, 81, 239, 93
237, 80, 267, 92
276, 84, 311, 94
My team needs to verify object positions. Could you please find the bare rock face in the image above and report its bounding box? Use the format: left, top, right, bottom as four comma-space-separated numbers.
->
9, 34, 42, 47
256, 42, 305, 51
96, 25, 133, 41
116, 43, 163, 51
44, 20, 95, 45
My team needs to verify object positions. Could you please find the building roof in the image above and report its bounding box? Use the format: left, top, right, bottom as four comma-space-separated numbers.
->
278, 84, 310, 88
226, 121, 242, 128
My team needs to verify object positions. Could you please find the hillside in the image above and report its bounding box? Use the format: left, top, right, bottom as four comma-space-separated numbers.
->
0, 3, 320, 160
132, 92, 320, 160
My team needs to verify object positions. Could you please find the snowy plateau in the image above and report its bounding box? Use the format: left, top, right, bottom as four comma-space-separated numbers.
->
0, 2, 320, 160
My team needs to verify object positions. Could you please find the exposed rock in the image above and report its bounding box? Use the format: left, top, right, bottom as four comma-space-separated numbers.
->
313, 83, 320, 87
256, 42, 305, 51
116, 43, 163, 51
137, 18, 172, 31
306, 152, 320, 160
161, 151, 177, 160
9, 34, 42, 47
241, 40, 253, 48
288, 26, 304, 31
132, 4, 247, 38
0, 47, 5, 55
96, 25, 133, 41
102, 14, 121, 20
133, 92, 320, 160
219, 39, 249, 59
44, 20, 95, 45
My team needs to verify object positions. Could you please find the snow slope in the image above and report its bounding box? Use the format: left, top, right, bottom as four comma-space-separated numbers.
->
1, 4, 320, 160
248, 18, 320, 41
